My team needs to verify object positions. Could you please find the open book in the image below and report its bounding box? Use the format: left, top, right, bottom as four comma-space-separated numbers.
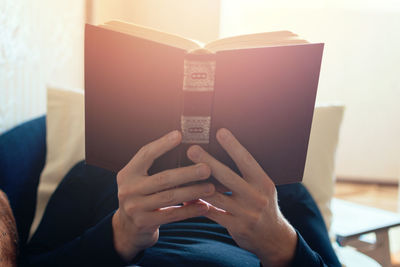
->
100, 20, 309, 52
85, 21, 324, 185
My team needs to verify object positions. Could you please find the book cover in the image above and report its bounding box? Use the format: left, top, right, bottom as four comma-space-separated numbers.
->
84, 23, 324, 185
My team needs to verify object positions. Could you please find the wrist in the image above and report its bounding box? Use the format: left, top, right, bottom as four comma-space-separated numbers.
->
258, 219, 297, 267
112, 210, 141, 262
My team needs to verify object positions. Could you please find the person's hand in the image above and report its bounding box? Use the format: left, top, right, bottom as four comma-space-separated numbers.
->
187, 128, 298, 267
112, 130, 215, 261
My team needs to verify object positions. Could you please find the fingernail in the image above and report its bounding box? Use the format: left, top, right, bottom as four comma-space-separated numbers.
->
168, 130, 179, 141
217, 128, 229, 141
196, 164, 209, 177
188, 146, 201, 160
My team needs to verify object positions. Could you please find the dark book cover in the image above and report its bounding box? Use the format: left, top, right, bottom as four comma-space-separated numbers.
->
85, 24, 324, 184
85, 24, 184, 175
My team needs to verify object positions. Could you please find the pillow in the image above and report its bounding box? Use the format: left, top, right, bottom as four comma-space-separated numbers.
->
302, 104, 345, 230
30, 86, 85, 236
30, 86, 344, 234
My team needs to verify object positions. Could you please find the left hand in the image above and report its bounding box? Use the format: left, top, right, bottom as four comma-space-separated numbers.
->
187, 128, 298, 267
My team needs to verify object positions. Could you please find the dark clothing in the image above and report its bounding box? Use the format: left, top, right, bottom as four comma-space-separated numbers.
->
22, 161, 340, 267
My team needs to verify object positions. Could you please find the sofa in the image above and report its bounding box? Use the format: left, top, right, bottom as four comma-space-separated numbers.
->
0, 116, 46, 248
0, 86, 348, 263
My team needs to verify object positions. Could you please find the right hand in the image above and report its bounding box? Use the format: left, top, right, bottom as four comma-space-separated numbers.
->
112, 130, 215, 261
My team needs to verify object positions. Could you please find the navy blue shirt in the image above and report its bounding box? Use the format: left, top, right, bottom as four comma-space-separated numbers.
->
22, 162, 340, 266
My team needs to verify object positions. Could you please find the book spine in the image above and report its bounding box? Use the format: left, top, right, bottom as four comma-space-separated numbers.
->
181, 55, 216, 144
178, 53, 216, 167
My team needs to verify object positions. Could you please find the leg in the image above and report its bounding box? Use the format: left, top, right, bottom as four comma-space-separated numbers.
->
25, 161, 119, 260
342, 229, 392, 267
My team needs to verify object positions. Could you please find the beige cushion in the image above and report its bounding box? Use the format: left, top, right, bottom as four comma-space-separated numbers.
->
302, 104, 345, 230
30, 86, 344, 235
30, 86, 85, 236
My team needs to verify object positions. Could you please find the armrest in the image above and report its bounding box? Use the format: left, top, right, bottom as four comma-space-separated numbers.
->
0, 190, 18, 266
0, 115, 46, 246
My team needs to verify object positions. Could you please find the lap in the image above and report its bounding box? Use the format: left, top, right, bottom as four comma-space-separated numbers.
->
29, 161, 335, 265
29, 161, 118, 248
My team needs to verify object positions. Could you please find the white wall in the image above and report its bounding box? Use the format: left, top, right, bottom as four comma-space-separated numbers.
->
0, 0, 84, 133
220, 0, 400, 182
2, 0, 398, 182
0, 0, 219, 134
88, 0, 220, 43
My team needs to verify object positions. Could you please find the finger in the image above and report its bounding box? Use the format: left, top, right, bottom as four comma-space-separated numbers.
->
183, 199, 203, 206
202, 192, 240, 216
136, 203, 209, 229
127, 130, 182, 175
216, 128, 270, 184
183, 198, 213, 209
204, 204, 233, 228
152, 202, 209, 226
187, 145, 251, 195
143, 183, 215, 211
139, 163, 211, 195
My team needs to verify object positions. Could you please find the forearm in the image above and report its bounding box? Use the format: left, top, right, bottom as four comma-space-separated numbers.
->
259, 231, 329, 267
288, 231, 330, 267
276, 183, 341, 267
256, 216, 297, 267
0, 190, 18, 267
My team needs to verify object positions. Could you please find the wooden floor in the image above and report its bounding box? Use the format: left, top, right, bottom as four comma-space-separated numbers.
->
335, 181, 399, 212
334, 181, 400, 266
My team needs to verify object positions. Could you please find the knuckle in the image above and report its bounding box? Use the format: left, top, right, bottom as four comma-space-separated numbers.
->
156, 172, 172, 189
243, 151, 255, 166
125, 203, 139, 217
116, 171, 126, 186
264, 179, 276, 196
234, 225, 251, 239
247, 213, 261, 228
133, 216, 147, 231
212, 194, 225, 206
117, 190, 126, 202
254, 195, 269, 211
117, 187, 129, 202
117, 184, 139, 203
214, 193, 225, 206
139, 144, 153, 161
165, 208, 180, 222
162, 190, 176, 206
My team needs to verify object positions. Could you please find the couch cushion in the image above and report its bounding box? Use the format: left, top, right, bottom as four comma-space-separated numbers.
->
30, 86, 84, 236
302, 104, 345, 230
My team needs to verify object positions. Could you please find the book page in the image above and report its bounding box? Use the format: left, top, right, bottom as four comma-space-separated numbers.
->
204, 31, 309, 52
101, 20, 202, 51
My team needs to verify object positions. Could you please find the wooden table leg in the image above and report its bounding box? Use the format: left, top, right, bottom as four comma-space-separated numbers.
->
341, 229, 392, 267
